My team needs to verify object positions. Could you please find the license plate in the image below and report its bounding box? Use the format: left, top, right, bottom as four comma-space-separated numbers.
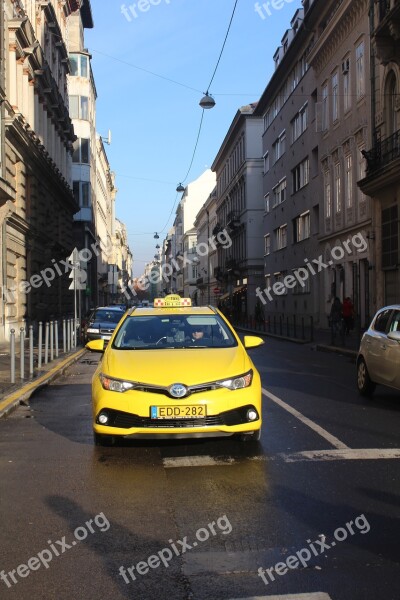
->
150, 405, 206, 419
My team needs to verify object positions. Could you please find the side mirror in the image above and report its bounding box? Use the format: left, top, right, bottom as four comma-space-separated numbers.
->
86, 339, 105, 353
387, 331, 400, 342
243, 335, 264, 349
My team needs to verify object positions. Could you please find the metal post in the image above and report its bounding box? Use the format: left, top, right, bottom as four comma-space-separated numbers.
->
293, 315, 297, 339
38, 322, 43, 370
29, 325, 34, 377
10, 329, 15, 384
20, 327, 25, 380
66, 319, 70, 352
55, 321, 59, 358
301, 317, 305, 340
50, 321, 54, 362
310, 316, 314, 342
44, 322, 49, 364
63, 319, 66, 353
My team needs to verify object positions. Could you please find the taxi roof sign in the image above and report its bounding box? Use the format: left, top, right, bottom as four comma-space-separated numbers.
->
154, 295, 192, 307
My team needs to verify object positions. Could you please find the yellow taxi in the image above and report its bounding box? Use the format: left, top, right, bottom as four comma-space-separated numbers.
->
85, 294, 264, 445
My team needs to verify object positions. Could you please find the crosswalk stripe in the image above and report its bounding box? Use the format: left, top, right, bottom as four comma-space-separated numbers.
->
281, 448, 400, 462
228, 594, 332, 600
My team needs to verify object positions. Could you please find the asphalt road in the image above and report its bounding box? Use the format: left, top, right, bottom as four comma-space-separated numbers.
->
0, 339, 399, 600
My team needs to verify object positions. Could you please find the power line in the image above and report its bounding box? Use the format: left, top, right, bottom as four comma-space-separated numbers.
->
205, 0, 239, 94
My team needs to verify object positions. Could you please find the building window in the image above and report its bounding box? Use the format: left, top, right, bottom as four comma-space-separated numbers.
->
69, 53, 89, 78
265, 274, 271, 290
192, 265, 198, 278
70, 95, 89, 120
325, 171, 332, 218
264, 109, 271, 130
334, 162, 341, 213
332, 72, 339, 121
274, 272, 287, 294
73, 181, 91, 207
294, 212, 310, 242
72, 138, 90, 164
292, 158, 309, 193
263, 151, 269, 174
292, 103, 308, 142
356, 40, 365, 99
276, 224, 287, 250
343, 57, 351, 112
322, 83, 329, 131
382, 205, 399, 268
272, 130, 286, 163
358, 146, 367, 203
386, 71, 398, 136
264, 234, 271, 255
264, 193, 270, 213
272, 178, 287, 207
345, 154, 353, 208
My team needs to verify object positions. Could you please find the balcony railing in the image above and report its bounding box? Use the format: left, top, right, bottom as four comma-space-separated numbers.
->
363, 129, 400, 174
379, 0, 391, 21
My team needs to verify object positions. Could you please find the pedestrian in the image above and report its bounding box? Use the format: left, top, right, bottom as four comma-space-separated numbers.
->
342, 297, 354, 335
329, 296, 343, 335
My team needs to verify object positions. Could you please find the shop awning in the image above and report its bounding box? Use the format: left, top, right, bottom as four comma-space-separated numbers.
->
219, 292, 230, 301
233, 286, 247, 294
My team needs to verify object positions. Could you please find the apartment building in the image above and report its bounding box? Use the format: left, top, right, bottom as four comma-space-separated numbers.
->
193, 187, 218, 306
0, 0, 77, 342
169, 169, 216, 298
211, 104, 264, 321
308, 0, 373, 327
254, 6, 321, 325
67, 0, 98, 311
358, 0, 400, 307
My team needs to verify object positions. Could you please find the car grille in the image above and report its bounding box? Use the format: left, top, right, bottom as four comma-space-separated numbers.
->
96, 405, 257, 429
100, 328, 114, 335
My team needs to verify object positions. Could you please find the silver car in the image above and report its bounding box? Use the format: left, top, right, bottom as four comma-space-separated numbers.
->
357, 305, 400, 396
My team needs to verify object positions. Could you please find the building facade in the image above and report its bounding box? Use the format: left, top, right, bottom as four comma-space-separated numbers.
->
0, 0, 78, 342
359, 0, 400, 308
211, 104, 264, 322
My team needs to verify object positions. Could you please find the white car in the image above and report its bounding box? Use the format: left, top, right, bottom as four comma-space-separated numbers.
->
357, 305, 400, 396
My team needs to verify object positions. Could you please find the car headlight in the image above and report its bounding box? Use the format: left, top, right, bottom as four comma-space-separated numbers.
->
87, 328, 99, 333
217, 370, 253, 390
100, 374, 136, 393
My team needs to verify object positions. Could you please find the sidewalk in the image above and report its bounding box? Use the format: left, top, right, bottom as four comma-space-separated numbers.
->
234, 324, 360, 357
0, 344, 86, 419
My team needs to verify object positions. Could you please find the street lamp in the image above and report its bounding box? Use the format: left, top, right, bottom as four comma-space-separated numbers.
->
176, 183, 185, 192
199, 92, 215, 109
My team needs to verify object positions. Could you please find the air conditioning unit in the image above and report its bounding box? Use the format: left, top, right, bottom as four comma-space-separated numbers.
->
342, 59, 350, 74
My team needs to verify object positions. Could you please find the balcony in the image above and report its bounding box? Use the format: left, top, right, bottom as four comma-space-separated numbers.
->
359, 129, 400, 195
374, 0, 400, 64
226, 211, 240, 231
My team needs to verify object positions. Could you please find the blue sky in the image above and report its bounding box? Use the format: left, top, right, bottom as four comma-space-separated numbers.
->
86, 0, 302, 276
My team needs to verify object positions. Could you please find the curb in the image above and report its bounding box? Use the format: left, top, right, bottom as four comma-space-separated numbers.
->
0, 348, 86, 419
315, 344, 358, 359
234, 326, 310, 345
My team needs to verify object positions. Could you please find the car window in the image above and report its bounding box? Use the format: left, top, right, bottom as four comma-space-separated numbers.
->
93, 310, 123, 324
373, 309, 393, 333
389, 310, 400, 332
113, 315, 238, 349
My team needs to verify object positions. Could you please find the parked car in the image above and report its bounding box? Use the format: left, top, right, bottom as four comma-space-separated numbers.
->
83, 307, 125, 344
85, 294, 264, 446
357, 305, 400, 396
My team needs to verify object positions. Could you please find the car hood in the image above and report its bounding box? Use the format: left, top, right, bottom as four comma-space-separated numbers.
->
103, 347, 250, 386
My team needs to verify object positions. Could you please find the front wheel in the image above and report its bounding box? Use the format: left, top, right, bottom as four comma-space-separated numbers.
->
357, 358, 376, 397
93, 431, 115, 446
240, 428, 261, 442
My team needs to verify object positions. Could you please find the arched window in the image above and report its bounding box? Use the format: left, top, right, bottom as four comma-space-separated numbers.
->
385, 71, 398, 136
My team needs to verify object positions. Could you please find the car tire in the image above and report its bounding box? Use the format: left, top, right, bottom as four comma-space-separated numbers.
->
240, 428, 261, 442
357, 358, 376, 397
93, 431, 115, 446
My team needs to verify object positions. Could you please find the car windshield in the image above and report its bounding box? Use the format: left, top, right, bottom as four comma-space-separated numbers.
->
113, 315, 238, 350
92, 310, 123, 324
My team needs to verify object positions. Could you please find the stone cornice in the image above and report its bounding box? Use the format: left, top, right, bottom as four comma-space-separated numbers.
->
308, 0, 369, 75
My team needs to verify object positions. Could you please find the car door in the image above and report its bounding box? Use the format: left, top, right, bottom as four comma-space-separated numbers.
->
365, 308, 393, 384
381, 309, 400, 390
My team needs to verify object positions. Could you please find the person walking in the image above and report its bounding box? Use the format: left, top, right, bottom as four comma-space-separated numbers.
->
342, 297, 354, 335
329, 297, 343, 343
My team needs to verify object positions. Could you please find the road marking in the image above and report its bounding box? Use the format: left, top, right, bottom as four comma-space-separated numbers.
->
163, 455, 234, 468
262, 388, 349, 450
228, 594, 332, 600
281, 448, 400, 462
